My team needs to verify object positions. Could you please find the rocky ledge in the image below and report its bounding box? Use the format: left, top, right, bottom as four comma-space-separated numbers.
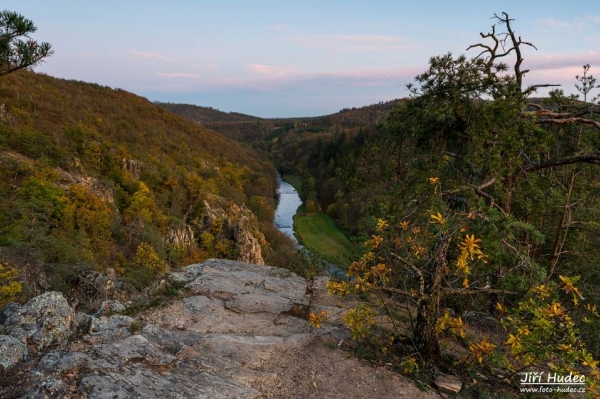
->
0, 259, 340, 399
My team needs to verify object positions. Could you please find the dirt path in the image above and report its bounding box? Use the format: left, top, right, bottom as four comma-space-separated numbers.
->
254, 335, 442, 399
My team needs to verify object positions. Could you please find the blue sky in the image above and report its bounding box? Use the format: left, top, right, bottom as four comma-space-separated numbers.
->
4, 0, 600, 117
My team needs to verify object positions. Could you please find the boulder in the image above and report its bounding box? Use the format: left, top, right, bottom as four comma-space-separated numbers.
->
184, 259, 308, 307
3, 291, 75, 351
0, 334, 28, 371
435, 373, 463, 394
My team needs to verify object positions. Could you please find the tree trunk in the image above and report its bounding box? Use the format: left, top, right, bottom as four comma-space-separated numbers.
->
414, 234, 451, 361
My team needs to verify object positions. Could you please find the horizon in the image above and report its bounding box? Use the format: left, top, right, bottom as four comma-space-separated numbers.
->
6, 0, 600, 117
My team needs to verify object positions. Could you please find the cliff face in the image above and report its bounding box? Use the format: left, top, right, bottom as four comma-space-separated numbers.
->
234, 216, 264, 265
0, 259, 330, 398
202, 196, 265, 265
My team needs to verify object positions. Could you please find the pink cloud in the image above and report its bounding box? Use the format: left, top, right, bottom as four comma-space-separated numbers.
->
146, 65, 422, 93
128, 50, 170, 61
525, 52, 600, 71
156, 72, 202, 79
288, 34, 411, 52
246, 64, 298, 77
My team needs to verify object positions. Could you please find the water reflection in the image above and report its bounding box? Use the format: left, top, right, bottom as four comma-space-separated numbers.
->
274, 176, 302, 243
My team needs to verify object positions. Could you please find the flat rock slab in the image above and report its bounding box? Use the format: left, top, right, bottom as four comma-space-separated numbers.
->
183, 259, 309, 307
3, 291, 75, 351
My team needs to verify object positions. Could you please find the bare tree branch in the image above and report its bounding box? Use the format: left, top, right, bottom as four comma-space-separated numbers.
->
515, 154, 600, 177
443, 287, 518, 295
533, 117, 600, 129
391, 252, 425, 298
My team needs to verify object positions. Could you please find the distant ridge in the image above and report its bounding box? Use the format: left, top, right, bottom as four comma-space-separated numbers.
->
157, 99, 405, 142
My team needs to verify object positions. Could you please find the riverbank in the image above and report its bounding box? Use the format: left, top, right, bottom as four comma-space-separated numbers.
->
294, 213, 353, 264
280, 174, 354, 264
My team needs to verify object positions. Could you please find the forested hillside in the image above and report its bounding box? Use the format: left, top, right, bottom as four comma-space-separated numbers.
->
0, 70, 300, 305
159, 99, 402, 143
257, 13, 600, 391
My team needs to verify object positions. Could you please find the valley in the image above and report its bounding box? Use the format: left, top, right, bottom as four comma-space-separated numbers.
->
2, 8, 600, 398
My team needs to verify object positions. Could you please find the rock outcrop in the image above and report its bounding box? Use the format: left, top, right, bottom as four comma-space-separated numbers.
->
202, 197, 265, 265
2, 291, 75, 351
0, 259, 336, 398
234, 216, 264, 265
165, 224, 196, 250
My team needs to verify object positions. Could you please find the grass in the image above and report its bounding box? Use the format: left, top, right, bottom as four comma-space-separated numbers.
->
294, 212, 354, 263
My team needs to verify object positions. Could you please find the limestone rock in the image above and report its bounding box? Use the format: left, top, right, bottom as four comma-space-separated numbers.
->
3, 291, 75, 351
435, 373, 463, 394
35, 350, 96, 373
95, 300, 126, 317
184, 259, 308, 307
88, 314, 134, 341
0, 259, 347, 399
165, 224, 196, 250
95, 334, 177, 368
77, 269, 116, 302
202, 197, 266, 265
0, 334, 28, 371
235, 216, 264, 265
0, 302, 20, 325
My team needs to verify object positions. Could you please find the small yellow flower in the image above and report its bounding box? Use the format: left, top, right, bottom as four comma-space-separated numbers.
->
428, 177, 439, 185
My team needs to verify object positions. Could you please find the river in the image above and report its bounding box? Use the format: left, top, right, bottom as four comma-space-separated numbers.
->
273, 176, 347, 278
274, 176, 302, 244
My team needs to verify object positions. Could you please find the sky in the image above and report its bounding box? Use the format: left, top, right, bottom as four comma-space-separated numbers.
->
3, 0, 600, 117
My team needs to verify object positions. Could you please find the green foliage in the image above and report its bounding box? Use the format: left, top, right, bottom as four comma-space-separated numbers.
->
498, 278, 599, 388
0, 10, 53, 77
306, 14, 600, 396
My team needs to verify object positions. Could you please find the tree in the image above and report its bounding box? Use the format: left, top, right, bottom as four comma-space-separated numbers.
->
0, 10, 53, 77
322, 12, 600, 382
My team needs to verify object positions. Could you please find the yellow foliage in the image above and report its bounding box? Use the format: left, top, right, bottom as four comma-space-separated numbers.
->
309, 310, 330, 329
469, 339, 496, 364
459, 234, 482, 256
375, 218, 388, 232
343, 304, 374, 339
0, 258, 23, 308
132, 242, 167, 273
429, 212, 444, 225
435, 310, 466, 339
327, 281, 351, 297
